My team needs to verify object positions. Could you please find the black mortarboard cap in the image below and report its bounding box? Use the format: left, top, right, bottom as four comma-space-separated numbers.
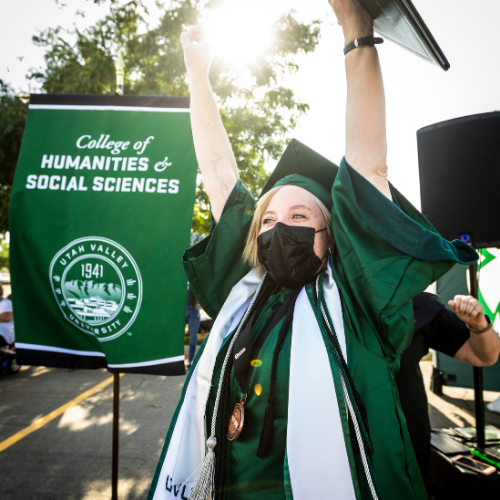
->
260, 139, 339, 198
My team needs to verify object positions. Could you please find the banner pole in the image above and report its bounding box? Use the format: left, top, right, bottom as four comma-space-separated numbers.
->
115, 51, 124, 96
111, 50, 125, 500
469, 262, 486, 449
112, 373, 120, 500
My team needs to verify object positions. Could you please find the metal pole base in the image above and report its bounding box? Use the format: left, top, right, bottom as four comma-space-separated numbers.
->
469, 263, 486, 450
112, 373, 120, 500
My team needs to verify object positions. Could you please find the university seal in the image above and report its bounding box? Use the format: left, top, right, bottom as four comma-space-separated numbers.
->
49, 236, 143, 341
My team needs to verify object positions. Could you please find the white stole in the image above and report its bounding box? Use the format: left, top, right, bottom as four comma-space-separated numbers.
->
287, 268, 355, 499
151, 264, 355, 500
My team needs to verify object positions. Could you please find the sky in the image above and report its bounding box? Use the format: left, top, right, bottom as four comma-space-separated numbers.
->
1, 0, 500, 209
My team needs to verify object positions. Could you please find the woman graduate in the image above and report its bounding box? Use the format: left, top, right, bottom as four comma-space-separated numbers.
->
148, 1, 477, 499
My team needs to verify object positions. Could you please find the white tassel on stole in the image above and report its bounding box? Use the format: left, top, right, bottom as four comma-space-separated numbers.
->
188, 437, 216, 500
188, 274, 267, 500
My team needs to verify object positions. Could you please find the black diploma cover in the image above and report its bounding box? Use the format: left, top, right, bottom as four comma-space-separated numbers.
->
360, 0, 450, 70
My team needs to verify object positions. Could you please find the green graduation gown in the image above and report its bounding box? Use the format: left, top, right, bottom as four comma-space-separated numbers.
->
206, 287, 293, 499
149, 158, 476, 500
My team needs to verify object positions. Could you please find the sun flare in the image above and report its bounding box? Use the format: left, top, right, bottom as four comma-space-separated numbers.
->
205, 0, 277, 67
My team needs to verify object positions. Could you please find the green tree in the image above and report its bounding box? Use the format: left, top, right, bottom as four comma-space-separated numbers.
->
0, 234, 9, 271
0, 80, 29, 237
24, 0, 321, 234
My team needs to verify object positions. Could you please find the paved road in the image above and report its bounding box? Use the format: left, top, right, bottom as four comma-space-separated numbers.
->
420, 361, 500, 430
0, 362, 499, 500
0, 365, 185, 500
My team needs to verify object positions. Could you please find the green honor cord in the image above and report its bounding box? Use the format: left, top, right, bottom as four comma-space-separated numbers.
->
471, 448, 500, 469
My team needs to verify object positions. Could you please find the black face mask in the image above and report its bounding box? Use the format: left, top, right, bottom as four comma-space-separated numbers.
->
257, 222, 328, 289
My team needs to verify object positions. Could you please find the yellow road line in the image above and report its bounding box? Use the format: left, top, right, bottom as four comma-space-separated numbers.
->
0, 373, 124, 453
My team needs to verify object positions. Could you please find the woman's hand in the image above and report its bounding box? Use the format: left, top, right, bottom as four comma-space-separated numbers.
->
449, 295, 490, 332
451, 294, 500, 367
180, 25, 214, 83
328, 0, 373, 42
180, 24, 239, 223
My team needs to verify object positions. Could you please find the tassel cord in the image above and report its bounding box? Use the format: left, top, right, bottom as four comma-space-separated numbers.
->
213, 352, 234, 500
209, 272, 268, 438
315, 278, 372, 455
214, 276, 277, 497
265, 288, 301, 399
214, 275, 275, 499
315, 273, 373, 454
314, 273, 382, 500
189, 273, 268, 500
338, 369, 381, 500
257, 288, 300, 458
315, 273, 365, 413
188, 436, 217, 500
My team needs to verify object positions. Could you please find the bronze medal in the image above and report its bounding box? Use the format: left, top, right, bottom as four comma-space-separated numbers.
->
227, 401, 245, 441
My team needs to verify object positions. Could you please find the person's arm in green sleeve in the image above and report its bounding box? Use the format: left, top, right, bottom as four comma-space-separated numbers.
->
328, 1, 478, 357
180, 25, 239, 223
331, 158, 478, 356
183, 181, 256, 319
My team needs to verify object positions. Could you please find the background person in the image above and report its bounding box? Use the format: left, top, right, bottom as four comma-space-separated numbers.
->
186, 282, 201, 369
186, 233, 204, 369
397, 292, 500, 480
0, 284, 14, 348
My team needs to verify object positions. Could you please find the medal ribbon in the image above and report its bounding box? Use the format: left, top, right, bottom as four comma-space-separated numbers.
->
233, 290, 297, 397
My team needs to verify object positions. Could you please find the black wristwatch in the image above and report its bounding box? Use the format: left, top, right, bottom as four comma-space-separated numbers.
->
467, 314, 492, 334
343, 36, 384, 56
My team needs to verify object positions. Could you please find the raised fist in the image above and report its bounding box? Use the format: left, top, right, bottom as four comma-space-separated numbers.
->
180, 25, 214, 82
328, 0, 373, 39
448, 295, 490, 332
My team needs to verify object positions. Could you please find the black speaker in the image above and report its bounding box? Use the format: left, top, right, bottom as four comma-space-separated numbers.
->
417, 111, 500, 249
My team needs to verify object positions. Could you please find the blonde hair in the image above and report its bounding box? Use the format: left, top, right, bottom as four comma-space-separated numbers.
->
243, 185, 333, 269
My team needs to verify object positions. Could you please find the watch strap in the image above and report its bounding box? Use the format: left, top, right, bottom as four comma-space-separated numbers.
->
344, 36, 384, 56
467, 314, 492, 334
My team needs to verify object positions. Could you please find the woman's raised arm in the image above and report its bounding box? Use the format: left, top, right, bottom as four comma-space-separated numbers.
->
329, 0, 391, 198
180, 25, 239, 223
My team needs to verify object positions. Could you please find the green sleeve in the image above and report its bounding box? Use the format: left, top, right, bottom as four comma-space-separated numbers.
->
331, 158, 478, 355
182, 180, 256, 319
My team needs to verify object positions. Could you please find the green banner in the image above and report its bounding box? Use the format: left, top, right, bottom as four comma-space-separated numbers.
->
10, 95, 197, 375
477, 248, 500, 327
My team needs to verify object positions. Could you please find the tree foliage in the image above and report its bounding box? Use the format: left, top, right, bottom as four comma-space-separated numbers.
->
8, 0, 321, 234
0, 234, 9, 271
0, 80, 29, 235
